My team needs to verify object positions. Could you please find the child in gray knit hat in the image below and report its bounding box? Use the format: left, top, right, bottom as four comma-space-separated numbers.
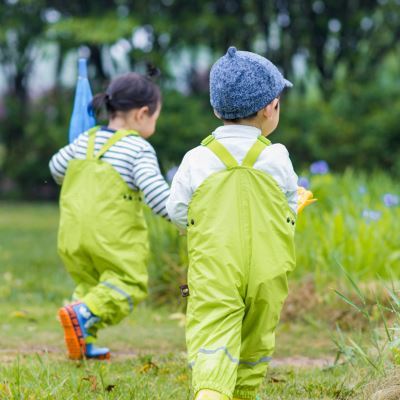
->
167, 47, 314, 400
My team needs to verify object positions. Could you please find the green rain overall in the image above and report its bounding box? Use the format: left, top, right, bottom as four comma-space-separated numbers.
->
58, 128, 149, 340
186, 135, 296, 399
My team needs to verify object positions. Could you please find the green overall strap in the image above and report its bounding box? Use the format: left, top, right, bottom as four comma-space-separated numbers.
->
86, 126, 101, 160
241, 135, 271, 168
201, 135, 238, 169
95, 129, 139, 160
87, 129, 140, 160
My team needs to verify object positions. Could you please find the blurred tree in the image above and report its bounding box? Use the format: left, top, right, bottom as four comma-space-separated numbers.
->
46, 0, 137, 80
0, 0, 48, 185
0, 0, 400, 198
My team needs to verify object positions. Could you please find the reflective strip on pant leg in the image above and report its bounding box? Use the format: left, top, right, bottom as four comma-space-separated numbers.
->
239, 356, 272, 366
100, 281, 134, 312
199, 346, 240, 364
191, 346, 272, 367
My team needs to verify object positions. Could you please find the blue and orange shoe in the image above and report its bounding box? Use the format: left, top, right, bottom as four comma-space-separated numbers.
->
58, 302, 110, 360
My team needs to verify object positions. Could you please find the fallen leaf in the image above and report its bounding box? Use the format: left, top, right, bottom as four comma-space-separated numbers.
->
82, 375, 98, 391
139, 361, 159, 374
270, 375, 287, 383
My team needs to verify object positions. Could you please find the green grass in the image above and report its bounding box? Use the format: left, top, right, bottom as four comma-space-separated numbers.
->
0, 354, 367, 400
1, 171, 399, 399
0, 296, 363, 399
295, 171, 400, 284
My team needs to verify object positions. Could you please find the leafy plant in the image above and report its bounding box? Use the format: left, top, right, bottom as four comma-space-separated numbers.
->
332, 265, 400, 372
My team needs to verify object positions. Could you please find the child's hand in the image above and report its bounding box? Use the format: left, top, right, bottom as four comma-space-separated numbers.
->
297, 186, 317, 213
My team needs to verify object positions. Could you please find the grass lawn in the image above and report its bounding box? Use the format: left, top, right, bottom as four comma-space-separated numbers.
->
0, 300, 364, 400
0, 202, 392, 399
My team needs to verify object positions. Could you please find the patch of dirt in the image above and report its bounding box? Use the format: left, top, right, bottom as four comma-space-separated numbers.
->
270, 356, 334, 368
282, 276, 320, 321
0, 347, 333, 368
0, 346, 64, 363
281, 276, 398, 331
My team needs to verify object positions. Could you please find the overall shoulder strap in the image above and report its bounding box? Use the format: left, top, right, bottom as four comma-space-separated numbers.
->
241, 135, 271, 168
86, 126, 101, 160
201, 135, 238, 169
90, 129, 139, 160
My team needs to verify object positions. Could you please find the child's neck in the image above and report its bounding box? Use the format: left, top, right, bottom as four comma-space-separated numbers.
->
108, 115, 137, 132
108, 122, 134, 131
222, 121, 272, 138
223, 120, 261, 129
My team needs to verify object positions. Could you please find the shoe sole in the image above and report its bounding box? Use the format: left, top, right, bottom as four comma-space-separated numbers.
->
58, 305, 111, 361
87, 352, 111, 360
58, 305, 86, 360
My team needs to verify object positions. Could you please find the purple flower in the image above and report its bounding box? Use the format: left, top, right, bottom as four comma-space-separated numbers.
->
382, 193, 399, 208
298, 176, 310, 189
310, 160, 329, 175
362, 209, 382, 222
166, 166, 179, 183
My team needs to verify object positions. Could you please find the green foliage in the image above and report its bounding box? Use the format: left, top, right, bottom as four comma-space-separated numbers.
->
278, 52, 400, 175
47, 14, 139, 45
295, 171, 400, 283
1, 90, 72, 199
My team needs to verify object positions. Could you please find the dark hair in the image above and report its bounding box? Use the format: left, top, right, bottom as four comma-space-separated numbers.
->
90, 72, 161, 117
222, 111, 258, 123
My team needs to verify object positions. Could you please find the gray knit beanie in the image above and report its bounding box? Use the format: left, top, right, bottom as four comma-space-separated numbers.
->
210, 46, 293, 120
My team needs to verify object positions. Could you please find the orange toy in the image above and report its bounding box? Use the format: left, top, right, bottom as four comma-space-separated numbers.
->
297, 186, 317, 213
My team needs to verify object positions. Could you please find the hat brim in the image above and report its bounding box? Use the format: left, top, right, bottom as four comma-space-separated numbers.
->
284, 79, 293, 87
284, 78, 293, 88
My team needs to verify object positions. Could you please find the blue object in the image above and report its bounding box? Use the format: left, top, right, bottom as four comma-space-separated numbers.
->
71, 302, 100, 336
209, 46, 293, 120
85, 343, 110, 358
71, 303, 110, 358
68, 58, 96, 143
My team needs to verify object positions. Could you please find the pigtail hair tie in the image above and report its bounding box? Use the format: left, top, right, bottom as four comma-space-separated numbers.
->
105, 92, 112, 102
146, 63, 161, 79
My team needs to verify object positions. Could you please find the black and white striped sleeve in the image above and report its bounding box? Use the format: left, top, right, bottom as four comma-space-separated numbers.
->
49, 136, 81, 185
131, 143, 170, 219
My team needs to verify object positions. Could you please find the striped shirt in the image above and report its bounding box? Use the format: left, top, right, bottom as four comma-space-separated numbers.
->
49, 127, 170, 219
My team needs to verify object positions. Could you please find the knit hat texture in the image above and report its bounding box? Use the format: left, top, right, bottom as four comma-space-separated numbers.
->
210, 46, 293, 120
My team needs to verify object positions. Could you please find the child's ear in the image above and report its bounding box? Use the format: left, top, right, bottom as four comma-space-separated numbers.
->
263, 99, 279, 119
137, 106, 150, 120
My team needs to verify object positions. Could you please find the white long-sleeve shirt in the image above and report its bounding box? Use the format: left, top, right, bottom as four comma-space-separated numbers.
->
166, 125, 298, 229
49, 127, 170, 219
